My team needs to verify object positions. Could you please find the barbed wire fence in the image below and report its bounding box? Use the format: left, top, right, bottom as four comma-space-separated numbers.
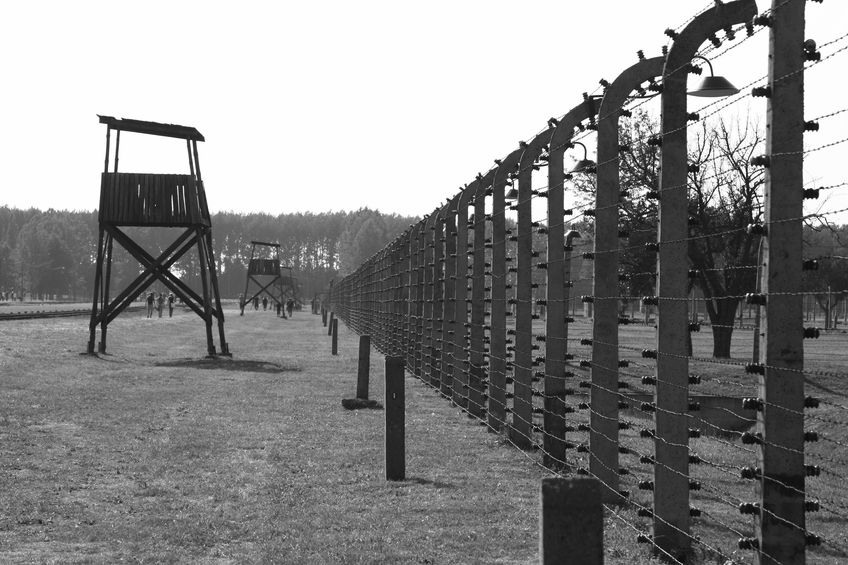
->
327, 1, 848, 563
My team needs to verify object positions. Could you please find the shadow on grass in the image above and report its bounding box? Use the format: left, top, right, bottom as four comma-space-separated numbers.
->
805, 376, 848, 398
155, 358, 300, 373
393, 477, 454, 489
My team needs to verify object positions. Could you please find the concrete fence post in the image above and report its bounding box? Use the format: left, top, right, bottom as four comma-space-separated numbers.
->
423, 214, 436, 385
328, 311, 334, 336
592, 54, 666, 501
331, 318, 338, 355
442, 196, 459, 400
756, 1, 807, 563
511, 151, 533, 448
654, 2, 756, 559
468, 178, 489, 418
453, 188, 472, 408
545, 103, 596, 469
488, 153, 517, 432
432, 208, 445, 389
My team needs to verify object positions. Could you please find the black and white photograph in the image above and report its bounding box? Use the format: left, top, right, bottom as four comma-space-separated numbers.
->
1, 1, 847, 563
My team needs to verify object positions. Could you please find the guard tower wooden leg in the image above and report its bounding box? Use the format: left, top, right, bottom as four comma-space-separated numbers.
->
196, 227, 217, 356
87, 228, 106, 354
98, 233, 114, 353
205, 230, 230, 355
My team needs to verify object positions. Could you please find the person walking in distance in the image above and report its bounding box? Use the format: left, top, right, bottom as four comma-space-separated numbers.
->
168, 293, 175, 317
239, 293, 246, 316
286, 298, 294, 318
262, 296, 268, 311
157, 292, 165, 318
146, 291, 155, 318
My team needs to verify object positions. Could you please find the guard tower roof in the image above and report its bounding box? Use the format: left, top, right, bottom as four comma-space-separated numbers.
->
98, 115, 205, 142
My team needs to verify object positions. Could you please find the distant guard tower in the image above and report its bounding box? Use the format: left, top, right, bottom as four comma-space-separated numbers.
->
87, 116, 230, 356
242, 241, 299, 313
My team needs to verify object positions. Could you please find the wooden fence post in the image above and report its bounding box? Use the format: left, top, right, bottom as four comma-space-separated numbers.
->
540, 477, 603, 564
385, 356, 406, 481
357, 335, 371, 399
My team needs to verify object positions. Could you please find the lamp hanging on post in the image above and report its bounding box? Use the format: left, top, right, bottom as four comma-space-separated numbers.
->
687, 55, 740, 97
568, 141, 596, 174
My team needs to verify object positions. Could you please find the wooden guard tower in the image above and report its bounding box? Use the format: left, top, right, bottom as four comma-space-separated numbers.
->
87, 115, 230, 356
242, 241, 300, 312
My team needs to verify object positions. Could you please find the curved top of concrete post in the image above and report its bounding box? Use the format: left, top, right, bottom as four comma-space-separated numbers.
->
442, 193, 461, 218
518, 128, 557, 176
663, 0, 757, 86
596, 55, 666, 190
474, 169, 497, 197
549, 96, 601, 153
492, 147, 527, 188
456, 183, 474, 209
598, 56, 666, 128
424, 206, 439, 231
431, 198, 449, 232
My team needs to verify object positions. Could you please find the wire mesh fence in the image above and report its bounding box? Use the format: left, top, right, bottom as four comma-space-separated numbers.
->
328, 1, 848, 562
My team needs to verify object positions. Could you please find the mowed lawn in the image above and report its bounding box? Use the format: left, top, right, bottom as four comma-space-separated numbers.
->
1, 306, 550, 564
5, 306, 845, 564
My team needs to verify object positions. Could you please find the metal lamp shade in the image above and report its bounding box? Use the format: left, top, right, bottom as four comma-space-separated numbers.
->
569, 158, 597, 174
505, 188, 519, 200
688, 75, 739, 97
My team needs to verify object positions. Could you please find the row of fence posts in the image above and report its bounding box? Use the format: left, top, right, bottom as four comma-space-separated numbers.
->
325, 1, 813, 562
320, 308, 606, 564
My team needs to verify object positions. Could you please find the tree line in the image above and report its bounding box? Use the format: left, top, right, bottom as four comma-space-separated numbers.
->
0, 207, 418, 303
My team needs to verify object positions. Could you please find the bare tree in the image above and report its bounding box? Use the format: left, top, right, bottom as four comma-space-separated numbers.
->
686, 116, 765, 357
574, 111, 766, 357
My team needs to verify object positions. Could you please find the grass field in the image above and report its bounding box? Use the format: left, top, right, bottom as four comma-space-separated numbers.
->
1, 306, 846, 563
1, 306, 554, 564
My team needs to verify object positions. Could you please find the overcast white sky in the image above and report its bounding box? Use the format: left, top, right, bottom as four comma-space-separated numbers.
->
1, 1, 845, 218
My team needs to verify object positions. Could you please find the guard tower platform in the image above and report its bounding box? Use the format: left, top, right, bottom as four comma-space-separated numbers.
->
87, 115, 230, 356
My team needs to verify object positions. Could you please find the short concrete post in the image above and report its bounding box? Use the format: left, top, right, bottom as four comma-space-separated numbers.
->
357, 335, 371, 399
328, 311, 334, 336
322, 307, 327, 327
331, 318, 338, 355
540, 477, 603, 565
385, 356, 405, 481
